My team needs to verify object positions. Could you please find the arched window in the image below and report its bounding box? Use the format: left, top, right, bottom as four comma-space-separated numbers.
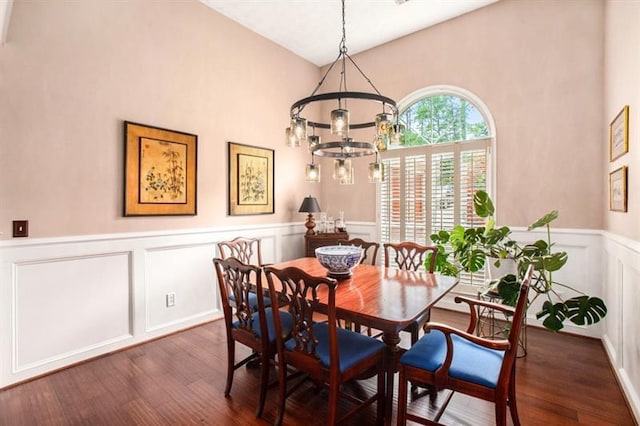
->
378, 86, 495, 291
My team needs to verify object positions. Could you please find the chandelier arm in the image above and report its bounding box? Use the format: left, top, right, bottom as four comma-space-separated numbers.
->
295, 51, 344, 117
291, 91, 396, 128
311, 141, 377, 158
307, 121, 376, 130
344, 53, 385, 98
291, 91, 397, 112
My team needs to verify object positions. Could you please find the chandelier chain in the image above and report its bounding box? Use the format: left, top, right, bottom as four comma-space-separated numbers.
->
340, 0, 347, 54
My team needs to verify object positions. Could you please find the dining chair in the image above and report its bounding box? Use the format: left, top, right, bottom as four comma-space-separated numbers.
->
217, 236, 264, 266
218, 236, 270, 309
396, 265, 534, 426
337, 238, 381, 336
212, 257, 293, 418
383, 241, 437, 272
337, 238, 380, 265
383, 242, 439, 345
264, 265, 386, 426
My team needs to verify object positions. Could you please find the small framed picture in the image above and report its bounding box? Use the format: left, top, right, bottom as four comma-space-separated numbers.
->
124, 121, 197, 216
610, 105, 629, 161
228, 142, 274, 215
609, 166, 627, 212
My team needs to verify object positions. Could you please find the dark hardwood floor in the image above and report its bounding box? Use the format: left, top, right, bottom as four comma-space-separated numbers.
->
0, 309, 634, 425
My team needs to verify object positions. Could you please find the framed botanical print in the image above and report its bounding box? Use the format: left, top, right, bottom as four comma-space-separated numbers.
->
228, 142, 274, 215
610, 105, 629, 161
124, 121, 197, 216
609, 166, 627, 212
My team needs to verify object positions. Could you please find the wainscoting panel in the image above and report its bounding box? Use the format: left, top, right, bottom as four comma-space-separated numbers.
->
14, 252, 132, 372
145, 243, 218, 332
603, 232, 640, 422
0, 223, 300, 388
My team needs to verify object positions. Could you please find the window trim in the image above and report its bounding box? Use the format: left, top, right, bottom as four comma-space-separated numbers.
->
376, 86, 497, 294
395, 85, 497, 202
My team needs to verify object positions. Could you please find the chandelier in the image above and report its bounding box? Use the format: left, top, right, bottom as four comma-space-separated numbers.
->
285, 0, 403, 184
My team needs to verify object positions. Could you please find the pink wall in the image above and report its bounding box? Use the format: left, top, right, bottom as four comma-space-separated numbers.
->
0, 0, 622, 239
604, 0, 640, 241
0, 0, 320, 239
319, 0, 605, 229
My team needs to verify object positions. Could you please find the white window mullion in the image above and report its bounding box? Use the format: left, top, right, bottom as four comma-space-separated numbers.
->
425, 150, 433, 241
453, 143, 461, 226
399, 156, 406, 242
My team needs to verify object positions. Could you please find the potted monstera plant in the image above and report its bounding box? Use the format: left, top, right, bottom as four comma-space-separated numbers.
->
430, 191, 519, 280
429, 190, 607, 332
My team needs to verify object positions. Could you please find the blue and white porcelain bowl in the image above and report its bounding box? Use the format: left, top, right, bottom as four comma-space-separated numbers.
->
315, 245, 363, 279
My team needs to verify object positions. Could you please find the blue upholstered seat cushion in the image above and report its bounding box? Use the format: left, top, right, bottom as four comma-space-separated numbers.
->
229, 292, 272, 310
284, 322, 385, 373
233, 308, 293, 342
400, 330, 505, 388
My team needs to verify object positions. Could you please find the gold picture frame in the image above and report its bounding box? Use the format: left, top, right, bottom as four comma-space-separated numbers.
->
610, 105, 629, 161
609, 166, 627, 212
228, 142, 274, 215
124, 121, 197, 216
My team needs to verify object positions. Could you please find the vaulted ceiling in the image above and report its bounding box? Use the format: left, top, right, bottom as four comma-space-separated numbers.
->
200, 0, 498, 66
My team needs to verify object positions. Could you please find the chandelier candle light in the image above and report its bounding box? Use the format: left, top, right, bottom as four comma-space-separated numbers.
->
285, 0, 402, 184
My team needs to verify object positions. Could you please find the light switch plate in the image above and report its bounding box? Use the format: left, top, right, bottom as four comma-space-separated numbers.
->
13, 220, 28, 238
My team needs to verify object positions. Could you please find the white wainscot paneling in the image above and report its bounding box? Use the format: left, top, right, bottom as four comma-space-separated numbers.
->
605, 248, 622, 363
437, 228, 605, 337
279, 232, 304, 261
622, 265, 640, 405
15, 253, 132, 371
0, 222, 305, 388
146, 243, 217, 331
603, 233, 640, 423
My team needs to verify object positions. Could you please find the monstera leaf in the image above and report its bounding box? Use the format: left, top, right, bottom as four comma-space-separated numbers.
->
427, 246, 459, 277
495, 274, 520, 307
459, 248, 486, 273
528, 210, 559, 231
473, 190, 494, 218
535, 252, 568, 272
565, 296, 608, 326
536, 301, 568, 332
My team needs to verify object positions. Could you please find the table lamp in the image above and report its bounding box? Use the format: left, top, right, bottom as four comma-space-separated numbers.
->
298, 196, 321, 235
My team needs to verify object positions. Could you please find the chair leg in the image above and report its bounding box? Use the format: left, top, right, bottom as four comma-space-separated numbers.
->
411, 325, 419, 345
397, 367, 408, 426
328, 381, 339, 426
256, 352, 269, 418
508, 367, 521, 426
224, 339, 235, 397
495, 399, 507, 426
275, 359, 287, 426
376, 362, 385, 425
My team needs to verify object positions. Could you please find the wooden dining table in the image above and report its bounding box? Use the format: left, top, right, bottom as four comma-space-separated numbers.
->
268, 257, 459, 425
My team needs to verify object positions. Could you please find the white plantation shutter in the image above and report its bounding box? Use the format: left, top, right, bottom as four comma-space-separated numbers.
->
404, 155, 427, 243
460, 148, 487, 228
431, 152, 455, 235
379, 158, 401, 243
379, 138, 491, 292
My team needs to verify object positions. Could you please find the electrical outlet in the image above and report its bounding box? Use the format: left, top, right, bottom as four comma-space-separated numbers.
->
166, 292, 176, 307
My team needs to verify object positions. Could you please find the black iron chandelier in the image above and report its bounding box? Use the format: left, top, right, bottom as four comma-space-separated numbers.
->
285, 0, 403, 184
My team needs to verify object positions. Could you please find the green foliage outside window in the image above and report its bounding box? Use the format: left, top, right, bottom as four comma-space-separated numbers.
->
399, 95, 489, 146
